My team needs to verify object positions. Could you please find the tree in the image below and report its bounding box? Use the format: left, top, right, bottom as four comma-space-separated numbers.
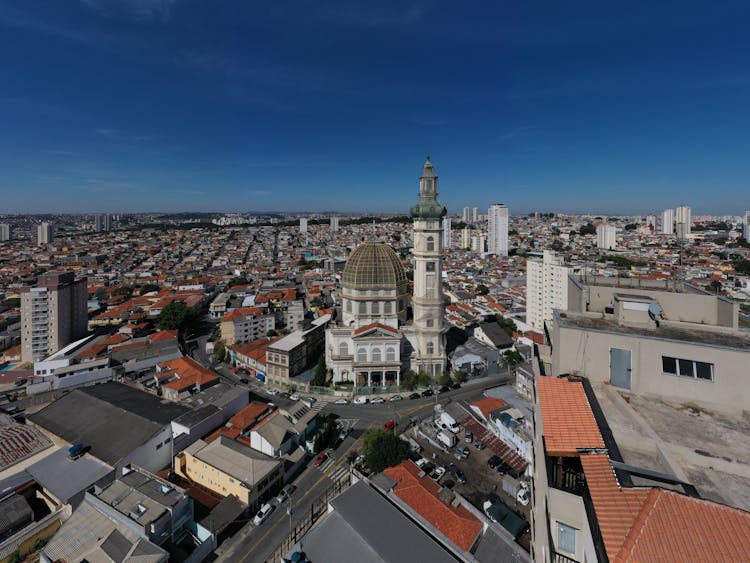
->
436, 373, 452, 386
401, 370, 418, 390
549, 239, 565, 252
157, 301, 189, 330
266, 329, 278, 337
624, 223, 638, 231
476, 284, 490, 295
734, 259, 750, 274
361, 429, 410, 473
503, 349, 524, 378
213, 339, 226, 362
311, 355, 327, 387
495, 315, 518, 337
139, 283, 160, 295
579, 223, 596, 236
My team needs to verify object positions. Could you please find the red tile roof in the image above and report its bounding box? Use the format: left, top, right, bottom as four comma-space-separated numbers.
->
158, 356, 219, 391
470, 397, 505, 421
221, 307, 266, 323
537, 376, 604, 456
352, 322, 400, 337
383, 461, 482, 552
149, 330, 178, 343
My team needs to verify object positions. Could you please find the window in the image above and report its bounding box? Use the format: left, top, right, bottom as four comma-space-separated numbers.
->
384, 301, 393, 314
427, 236, 435, 251
358, 301, 367, 314
386, 348, 396, 361
372, 348, 382, 362
345, 300, 352, 313
357, 348, 368, 362
426, 342, 434, 355
426, 261, 436, 273
426, 319, 434, 328
662, 356, 714, 381
339, 342, 349, 356
557, 522, 576, 555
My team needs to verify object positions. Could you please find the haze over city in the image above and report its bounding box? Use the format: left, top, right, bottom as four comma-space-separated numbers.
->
2, 0, 750, 214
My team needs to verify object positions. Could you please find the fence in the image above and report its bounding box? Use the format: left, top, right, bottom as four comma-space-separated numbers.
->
265, 472, 352, 563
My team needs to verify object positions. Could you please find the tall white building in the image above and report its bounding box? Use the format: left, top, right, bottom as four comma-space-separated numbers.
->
645, 215, 657, 231
442, 217, 451, 249
462, 207, 471, 223
472, 207, 479, 223
103, 213, 111, 231
461, 228, 471, 249
596, 224, 617, 250
37, 222, 52, 246
299, 218, 308, 234
471, 234, 486, 254
487, 204, 509, 256
330, 216, 339, 232
676, 205, 691, 240
526, 250, 579, 331
0, 224, 10, 241
744, 210, 750, 241
661, 208, 674, 234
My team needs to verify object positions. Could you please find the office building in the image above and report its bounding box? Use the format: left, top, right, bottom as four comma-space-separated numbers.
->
21, 271, 88, 362
461, 227, 471, 249
462, 206, 471, 223
0, 223, 10, 241
661, 208, 674, 234
487, 203, 509, 256
676, 205, 691, 240
525, 250, 580, 331
299, 217, 308, 234
37, 222, 52, 245
596, 224, 617, 250
442, 217, 451, 249
330, 216, 339, 232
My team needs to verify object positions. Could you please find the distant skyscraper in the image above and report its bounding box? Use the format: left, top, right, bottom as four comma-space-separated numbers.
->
487, 204, 509, 256
21, 271, 88, 362
330, 216, 339, 232
596, 224, 617, 250
0, 224, 10, 241
462, 207, 471, 223
299, 218, 308, 234
744, 210, 750, 241
526, 250, 579, 331
37, 222, 52, 246
661, 208, 674, 235
471, 234, 486, 254
676, 205, 691, 240
442, 217, 451, 249
472, 207, 479, 223
645, 215, 657, 232
461, 228, 471, 249
93, 215, 102, 232
103, 213, 111, 231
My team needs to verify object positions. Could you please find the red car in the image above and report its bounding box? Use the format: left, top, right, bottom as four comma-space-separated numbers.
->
313, 450, 329, 467
384, 420, 396, 432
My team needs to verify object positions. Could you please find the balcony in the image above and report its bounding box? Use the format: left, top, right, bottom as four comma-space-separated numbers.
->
546, 454, 585, 496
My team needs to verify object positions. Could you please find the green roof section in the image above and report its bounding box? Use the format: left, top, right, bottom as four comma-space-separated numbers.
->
411, 156, 447, 220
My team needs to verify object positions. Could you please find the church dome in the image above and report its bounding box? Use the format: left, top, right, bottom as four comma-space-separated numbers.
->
342, 243, 408, 291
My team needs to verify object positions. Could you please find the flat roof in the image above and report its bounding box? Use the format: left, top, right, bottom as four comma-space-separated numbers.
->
26, 448, 113, 504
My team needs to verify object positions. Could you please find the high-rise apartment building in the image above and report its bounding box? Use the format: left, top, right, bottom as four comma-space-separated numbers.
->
645, 215, 657, 231
743, 210, 750, 241
299, 218, 308, 234
526, 250, 580, 330
661, 208, 674, 235
462, 207, 471, 223
676, 205, 691, 240
471, 207, 479, 223
471, 234, 486, 254
93, 215, 102, 232
21, 271, 88, 362
330, 216, 339, 232
103, 213, 111, 231
0, 223, 10, 241
442, 217, 451, 249
461, 228, 471, 249
487, 203, 509, 256
596, 224, 617, 250
37, 222, 52, 246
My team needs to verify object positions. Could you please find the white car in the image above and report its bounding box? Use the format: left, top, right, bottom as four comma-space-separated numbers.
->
266, 388, 278, 396
276, 484, 296, 504
371, 397, 386, 404
353, 396, 369, 404
432, 466, 446, 480
289, 393, 300, 401
334, 398, 349, 405
517, 487, 530, 506
388, 394, 402, 402
253, 503, 274, 525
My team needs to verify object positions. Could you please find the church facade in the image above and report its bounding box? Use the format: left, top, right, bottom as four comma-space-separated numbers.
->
325, 157, 448, 387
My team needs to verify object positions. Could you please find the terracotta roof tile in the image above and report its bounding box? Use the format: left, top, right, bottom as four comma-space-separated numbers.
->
352, 322, 400, 337
470, 397, 505, 421
538, 377, 604, 456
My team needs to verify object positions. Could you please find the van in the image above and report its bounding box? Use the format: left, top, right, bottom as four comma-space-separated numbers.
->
439, 412, 460, 434
437, 430, 457, 448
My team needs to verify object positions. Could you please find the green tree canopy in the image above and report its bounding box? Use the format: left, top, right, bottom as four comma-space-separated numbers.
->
362, 429, 410, 473
157, 301, 189, 330
139, 283, 160, 295
579, 223, 596, 236
476, 284, 490, 295
311, 355, 327, 387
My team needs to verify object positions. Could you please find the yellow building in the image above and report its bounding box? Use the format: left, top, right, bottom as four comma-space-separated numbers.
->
175, 436, 282, 510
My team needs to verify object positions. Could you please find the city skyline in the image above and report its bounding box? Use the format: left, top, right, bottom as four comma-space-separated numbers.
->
1, 1, 750, 214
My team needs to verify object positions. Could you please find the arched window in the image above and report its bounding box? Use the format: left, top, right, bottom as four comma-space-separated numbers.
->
339, 342, 349, 356
371, 302, 380, 315
384, 301, 393, 315
357, 348, 368, 362
386, 347, 396, 361
358, 301, 367, 314
427, 236, 435, 252
426, 342, 434, 355
344, 300, 351, 313
372, 348, 382, 362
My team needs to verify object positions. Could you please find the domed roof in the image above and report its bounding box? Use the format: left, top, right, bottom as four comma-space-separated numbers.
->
342, 243, 408, 291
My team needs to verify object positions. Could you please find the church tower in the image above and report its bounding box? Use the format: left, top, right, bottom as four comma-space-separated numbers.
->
409, 156, 447, 377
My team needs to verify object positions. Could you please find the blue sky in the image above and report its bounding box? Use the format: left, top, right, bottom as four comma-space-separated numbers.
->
1, 1, 749, 215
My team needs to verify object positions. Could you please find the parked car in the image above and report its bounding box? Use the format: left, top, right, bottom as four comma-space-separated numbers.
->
253, 503, 274, 525
68, 444, 85, 460
389, 394, 402, 402
266, 388, 278, 396
353, 396, 369, 404
384, 420, 396, 431
276, 484, 296, 504
517, 486, 530, 506
431, 466, 446, 480
451, 382, 461, 390
421, 389, 434, 398
408, 392, 421, 400
313, 450, 329, 467
464, 431, 473, 443
371, 397, 385, 404
334, 398, 349, 404
449, 463, 466, 484
456, 444, 470, 459
474, 439, 486, 450
438, 385, 451, 394
289, 393, 300, 401
487, 455, 501, 468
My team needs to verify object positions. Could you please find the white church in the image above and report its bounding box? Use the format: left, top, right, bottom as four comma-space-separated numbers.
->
325, 157, 448, 387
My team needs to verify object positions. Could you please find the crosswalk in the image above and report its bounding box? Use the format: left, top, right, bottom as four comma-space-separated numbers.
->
327, 464, 350, 484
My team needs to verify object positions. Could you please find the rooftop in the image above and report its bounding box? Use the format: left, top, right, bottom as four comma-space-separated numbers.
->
341, 242, 408, 292
185, 436, 280, 486
0, 413, 52, 471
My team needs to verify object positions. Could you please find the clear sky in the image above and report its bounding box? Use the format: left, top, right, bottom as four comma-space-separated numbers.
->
1, 1, 749, 215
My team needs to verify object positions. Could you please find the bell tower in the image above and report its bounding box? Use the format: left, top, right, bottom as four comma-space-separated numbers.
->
409, 156, 447, 377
